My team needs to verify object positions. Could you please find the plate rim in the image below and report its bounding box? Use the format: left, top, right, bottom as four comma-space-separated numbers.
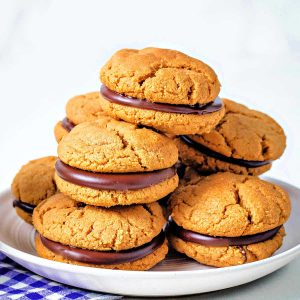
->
1, 176, 300, 278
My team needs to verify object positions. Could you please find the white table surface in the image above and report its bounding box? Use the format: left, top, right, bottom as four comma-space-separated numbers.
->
0, 1, 299, 299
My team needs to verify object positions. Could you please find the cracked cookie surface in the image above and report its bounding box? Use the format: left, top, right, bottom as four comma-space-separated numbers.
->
187, 99, 286, 161
176, 99, 286, 174
100, 47, 220, 105
169, 227, 285, 267
169, 172, 290, 237
33, 193, 166, 251
11, 156, 57, 206
58, 116, 178, 172
66, 92, 105, 124
54, 92, 106, 143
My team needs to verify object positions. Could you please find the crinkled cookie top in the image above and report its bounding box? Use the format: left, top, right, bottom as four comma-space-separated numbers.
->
58, 116, 178, 172
169, 172, 290, 237
189, 99, 286, 161
33, 193, 166, 251
100, 47, 220, 105
66, 92, 105, 124
11, 156, 57, 205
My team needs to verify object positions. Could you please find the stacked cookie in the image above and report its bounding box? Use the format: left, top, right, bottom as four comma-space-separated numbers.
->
168, 172, 290, 267
99, 48, 225, 135
11, 47, 290, 270
37, 116, 179, 270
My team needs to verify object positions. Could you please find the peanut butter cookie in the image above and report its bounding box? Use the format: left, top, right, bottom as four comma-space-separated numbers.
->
55, 116, 179, 206
168, 172, 290, 267
33, 193, 168, 270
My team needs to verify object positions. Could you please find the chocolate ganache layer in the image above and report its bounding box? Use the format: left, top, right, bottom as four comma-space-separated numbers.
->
180, 135, 271, 168
169, 220, 281, 247
40, 231, 165, 265
61, 117, 75, 132
13, 200, 35, 214
100, 85, 224, 115
55, 160, 177, 191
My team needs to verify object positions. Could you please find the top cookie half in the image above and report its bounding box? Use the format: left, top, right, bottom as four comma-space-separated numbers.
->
100, 48, 220, 105
57, 116, 178, 173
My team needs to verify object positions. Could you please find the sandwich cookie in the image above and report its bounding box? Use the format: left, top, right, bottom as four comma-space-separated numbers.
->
175, 99, 286, 175
55, 116, 179, 206
33, 193, 168, 270
99, 48, 225, 135
11, 156, 57, 224
168, 172, 290, 267
54, 92, 105, 142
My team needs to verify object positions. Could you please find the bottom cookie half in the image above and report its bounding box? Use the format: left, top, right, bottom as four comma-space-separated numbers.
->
35, 235, 168, 271
15, 207, 32, 224
169, 227, 285, 267
55, 173, 179, 207
99, 96, 225, 135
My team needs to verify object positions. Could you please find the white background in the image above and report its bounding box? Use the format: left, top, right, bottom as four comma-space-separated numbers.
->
0, 0, 299, 190
0, 1, 300, 298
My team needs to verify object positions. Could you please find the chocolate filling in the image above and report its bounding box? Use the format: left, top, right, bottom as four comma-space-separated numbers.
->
169, 220, 281, 247
13, 199, 35, 214
39, 231, 165, 265
55, 160, 177, 191
100, 85, 224, 115
180, 135, 271, 168
61, 117, 75, 132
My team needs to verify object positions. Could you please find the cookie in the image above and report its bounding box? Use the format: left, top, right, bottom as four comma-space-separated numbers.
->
55, 116, 179, 206
11, 156, 57, 224
175, 99, 286, 176
168, 172, 291, 267
99, 48, 225, 135
54, 92, 105, 142
33, 193, 168, 270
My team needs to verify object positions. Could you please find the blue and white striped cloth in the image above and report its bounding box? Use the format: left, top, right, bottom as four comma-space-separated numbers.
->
0, 252, 122, 300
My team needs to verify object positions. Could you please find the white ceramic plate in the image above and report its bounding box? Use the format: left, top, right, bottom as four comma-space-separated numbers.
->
1, 177, 300, 297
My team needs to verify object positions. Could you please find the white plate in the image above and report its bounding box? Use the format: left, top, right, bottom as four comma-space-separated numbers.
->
0, 177, 300, 297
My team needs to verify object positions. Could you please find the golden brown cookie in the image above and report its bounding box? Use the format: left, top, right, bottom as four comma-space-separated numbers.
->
168, 172, 290, 267
11, 156, 57, 224
55, 116, 179, 206
99, 48, 225, 135
33, 193, 168, 270
176, 99, 286, 175
54, 92, 105, 143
